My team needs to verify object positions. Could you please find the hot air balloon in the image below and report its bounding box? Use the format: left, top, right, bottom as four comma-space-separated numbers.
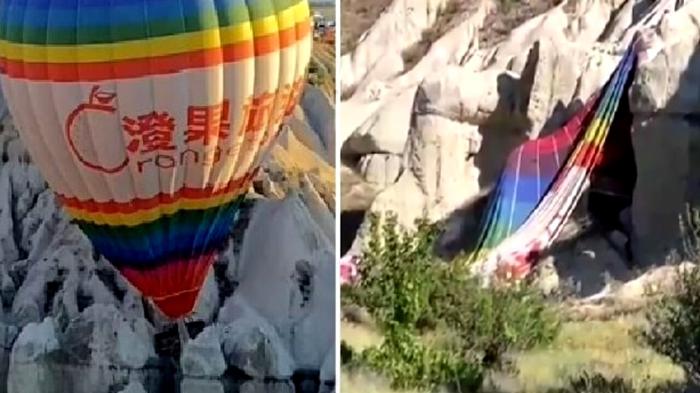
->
0, 0, 312, 321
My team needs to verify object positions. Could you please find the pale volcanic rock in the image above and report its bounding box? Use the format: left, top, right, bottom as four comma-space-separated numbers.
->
339, 0, 700, 328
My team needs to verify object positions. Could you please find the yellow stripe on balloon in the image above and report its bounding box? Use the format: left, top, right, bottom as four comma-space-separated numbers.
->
583, 118, 604, 143
275, 6, 297, 32
65, 188, 247, 227
296, 0, 312, 22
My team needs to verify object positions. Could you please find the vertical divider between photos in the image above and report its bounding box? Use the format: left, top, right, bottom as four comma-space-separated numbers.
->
333, 0, 343, 388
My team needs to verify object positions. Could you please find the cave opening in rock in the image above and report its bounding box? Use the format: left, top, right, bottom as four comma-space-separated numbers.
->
585, 76, 638, 266
44, 280, 62, 315
340, 210, 366, 255
76, 289, 92, 313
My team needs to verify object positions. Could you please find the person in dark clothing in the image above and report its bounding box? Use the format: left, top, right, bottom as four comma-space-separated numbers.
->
587, 186, 635, 263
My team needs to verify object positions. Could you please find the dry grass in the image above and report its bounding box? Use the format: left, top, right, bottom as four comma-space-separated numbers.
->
341, 370, 420, 393
270, 129, 335, 207
310, 42, 336, 101
340, 321, 415, 393
401, 0, 481, 72
510, 316, 685, 392
478, 0, 560, 47
261, 41, 336, 206
341, 0, 393, 54
271, 133, 334, 185
341, 320, 383, 349
340, 315, 685, 393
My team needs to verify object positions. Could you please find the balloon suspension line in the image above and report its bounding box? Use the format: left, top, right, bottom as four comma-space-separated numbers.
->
624, 0, 686, 63
177, 319, 190, 349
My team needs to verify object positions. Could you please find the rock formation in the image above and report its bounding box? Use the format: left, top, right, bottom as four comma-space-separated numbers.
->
341, 0, 700, 293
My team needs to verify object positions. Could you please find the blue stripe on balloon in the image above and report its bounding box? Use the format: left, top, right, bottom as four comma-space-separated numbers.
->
76, 198, 243, 268
2, 0, 255, 28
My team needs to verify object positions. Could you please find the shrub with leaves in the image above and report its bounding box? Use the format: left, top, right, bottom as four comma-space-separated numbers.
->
342, 213, 440, 329
307, 57, 328, 87
428, 267, 560, 368
642, 206, 700, 384
342, 212, 560, 391
643, 264, 700, 384
362, 325, 484, 392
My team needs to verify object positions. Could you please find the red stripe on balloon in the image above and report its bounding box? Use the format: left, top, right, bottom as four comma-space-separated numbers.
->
119, 251, 216, 319
56, 168, 258, 215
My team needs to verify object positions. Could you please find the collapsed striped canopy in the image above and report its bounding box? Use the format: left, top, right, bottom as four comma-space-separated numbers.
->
0, 0, 312, 319
470, 43, 638, 279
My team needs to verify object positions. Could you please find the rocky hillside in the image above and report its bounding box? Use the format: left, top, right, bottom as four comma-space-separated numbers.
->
340, 1, 700, 390
0, 76, 336, 393
340, 0, 700, 294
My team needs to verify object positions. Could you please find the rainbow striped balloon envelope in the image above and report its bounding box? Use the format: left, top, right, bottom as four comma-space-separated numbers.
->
0, 0, 312, 319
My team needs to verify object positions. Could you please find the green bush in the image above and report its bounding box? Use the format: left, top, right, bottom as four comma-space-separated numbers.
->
342, 214, 440, 329
642, 264, 700, 384
342, 212, 560, 391
428, 267, 560, 369
362, 326, 484, 392
307, 57, 327, 87
643, 206, 700, 384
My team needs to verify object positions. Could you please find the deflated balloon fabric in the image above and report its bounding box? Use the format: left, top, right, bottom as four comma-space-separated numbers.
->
469, 43, 638, 280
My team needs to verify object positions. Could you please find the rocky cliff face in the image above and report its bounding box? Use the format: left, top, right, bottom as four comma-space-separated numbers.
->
340, 0, 700, 290
0, 84, 336, 393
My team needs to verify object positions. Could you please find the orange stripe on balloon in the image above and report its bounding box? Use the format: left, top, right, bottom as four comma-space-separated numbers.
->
277, 24, 298, 51
0, 22, 309, 82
